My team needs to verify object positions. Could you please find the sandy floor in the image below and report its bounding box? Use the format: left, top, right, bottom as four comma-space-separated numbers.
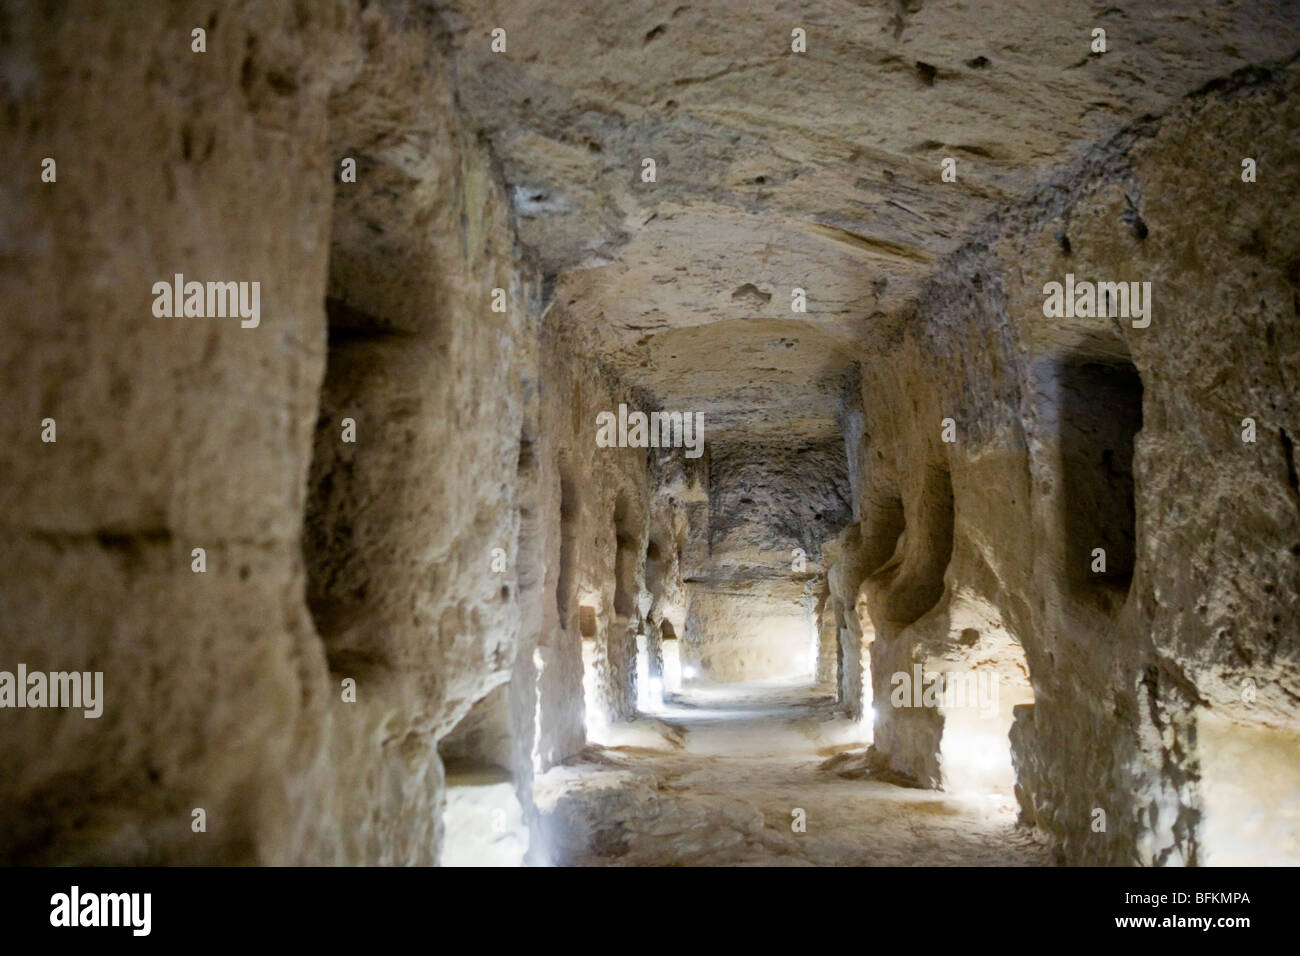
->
534, 679, 1055, 866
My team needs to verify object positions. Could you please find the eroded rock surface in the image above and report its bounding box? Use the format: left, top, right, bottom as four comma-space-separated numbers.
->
1, 0, 1297, 866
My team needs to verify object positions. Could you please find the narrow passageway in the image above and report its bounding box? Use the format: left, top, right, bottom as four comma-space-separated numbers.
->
535, 679, 1050, 866
3, 0, 1299, 879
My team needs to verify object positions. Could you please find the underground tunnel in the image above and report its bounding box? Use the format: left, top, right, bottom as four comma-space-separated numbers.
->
1, 0, 1299, 898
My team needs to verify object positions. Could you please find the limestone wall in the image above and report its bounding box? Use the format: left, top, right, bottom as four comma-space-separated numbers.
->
4, 0, 1296, 870
0, 0, 535, 865
535, 319, 654, 753
851, 63, 1300, 863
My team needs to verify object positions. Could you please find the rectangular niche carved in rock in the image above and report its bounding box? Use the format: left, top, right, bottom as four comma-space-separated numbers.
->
1054, 354, 1143, 605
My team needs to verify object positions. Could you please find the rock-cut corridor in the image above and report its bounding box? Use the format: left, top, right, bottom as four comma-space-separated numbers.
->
1, 0, 1299, 872
534, 679, 1050, 866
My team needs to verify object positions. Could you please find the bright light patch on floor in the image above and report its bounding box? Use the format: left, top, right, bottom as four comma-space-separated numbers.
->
662, 639, 682, 693
939, 729, 1015, 796
648, 678, 663, 706
635, 632, 663, 713
1198, 710, 1300, 865
441, 774, 528, 867
584, 705, 608, 741
581, 638, 612, 743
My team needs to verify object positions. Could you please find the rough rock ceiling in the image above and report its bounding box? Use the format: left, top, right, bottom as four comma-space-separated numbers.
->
441, 0, 1300, 441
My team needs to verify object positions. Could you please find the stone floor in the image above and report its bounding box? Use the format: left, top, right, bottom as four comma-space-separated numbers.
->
534, 680, 1055, 866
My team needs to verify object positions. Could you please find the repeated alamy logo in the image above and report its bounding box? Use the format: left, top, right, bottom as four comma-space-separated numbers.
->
152, 273, 261, 328
890, 665, 999, 719
596, 403, 704, 459
1042, 273, 1151, 328
0, 664, 103, 718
